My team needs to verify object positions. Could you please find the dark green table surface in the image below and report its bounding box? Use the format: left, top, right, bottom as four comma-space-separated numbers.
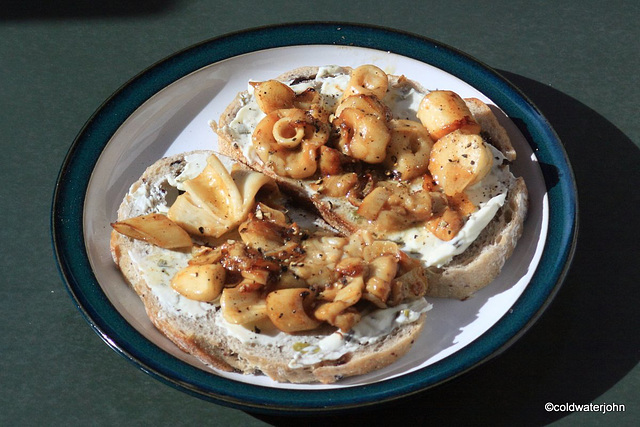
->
2, 1, 638, 425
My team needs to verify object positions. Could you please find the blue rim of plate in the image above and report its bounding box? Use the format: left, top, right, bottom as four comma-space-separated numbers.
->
51, 22, 578, 414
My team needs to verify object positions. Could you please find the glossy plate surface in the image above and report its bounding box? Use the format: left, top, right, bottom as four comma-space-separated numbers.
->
52, 23, 577, 412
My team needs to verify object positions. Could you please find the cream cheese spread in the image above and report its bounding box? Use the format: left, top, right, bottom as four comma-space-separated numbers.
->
288, 298, 432, 368
225, 65, 423, 163
387, 145, 514, 267
220, 65, 515, 268
166, 152, 210, 191
129, 247, 214, 318
124, 154, 430, 367
128, 237, 431, 367
219, 297, 432, 368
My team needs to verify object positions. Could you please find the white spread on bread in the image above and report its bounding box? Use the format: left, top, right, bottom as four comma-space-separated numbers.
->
123, 154, 431, 367
224, 66, 424, 162
386, 144, 514, 267
167, 152, 210, 191
129, 248, 212, 317
221, 298, 431, 368
126, 236, 431, 368
126, 233, 431, 368
220, 66, 516, 268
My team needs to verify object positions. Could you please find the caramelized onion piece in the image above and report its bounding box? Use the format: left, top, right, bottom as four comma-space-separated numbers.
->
251, 80, 295, 114
266, 288, 321, 333
428, 130, 493, 196
342, 64, 389, 100
417, 90, 481, 140
334, 107, 391, 164
111, 213, 192, 249
171, 264, 225, 302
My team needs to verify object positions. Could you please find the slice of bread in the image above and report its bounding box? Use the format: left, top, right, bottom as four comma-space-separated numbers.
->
110, 151, 430, 384
215, 66, 528, 300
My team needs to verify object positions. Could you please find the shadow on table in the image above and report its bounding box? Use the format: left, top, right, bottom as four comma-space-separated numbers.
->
2, 0, 176, 20
250, 71, 640, 426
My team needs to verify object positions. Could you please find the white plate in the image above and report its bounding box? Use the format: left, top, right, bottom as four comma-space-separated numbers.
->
54, 23, 576, 412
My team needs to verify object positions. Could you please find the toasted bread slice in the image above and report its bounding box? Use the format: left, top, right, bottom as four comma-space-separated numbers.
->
110, 151, 430, 384
214, 65, 528, 300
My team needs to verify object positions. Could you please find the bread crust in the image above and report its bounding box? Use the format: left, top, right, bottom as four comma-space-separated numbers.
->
110, 151, 428, 384
214, 65, 528, 300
